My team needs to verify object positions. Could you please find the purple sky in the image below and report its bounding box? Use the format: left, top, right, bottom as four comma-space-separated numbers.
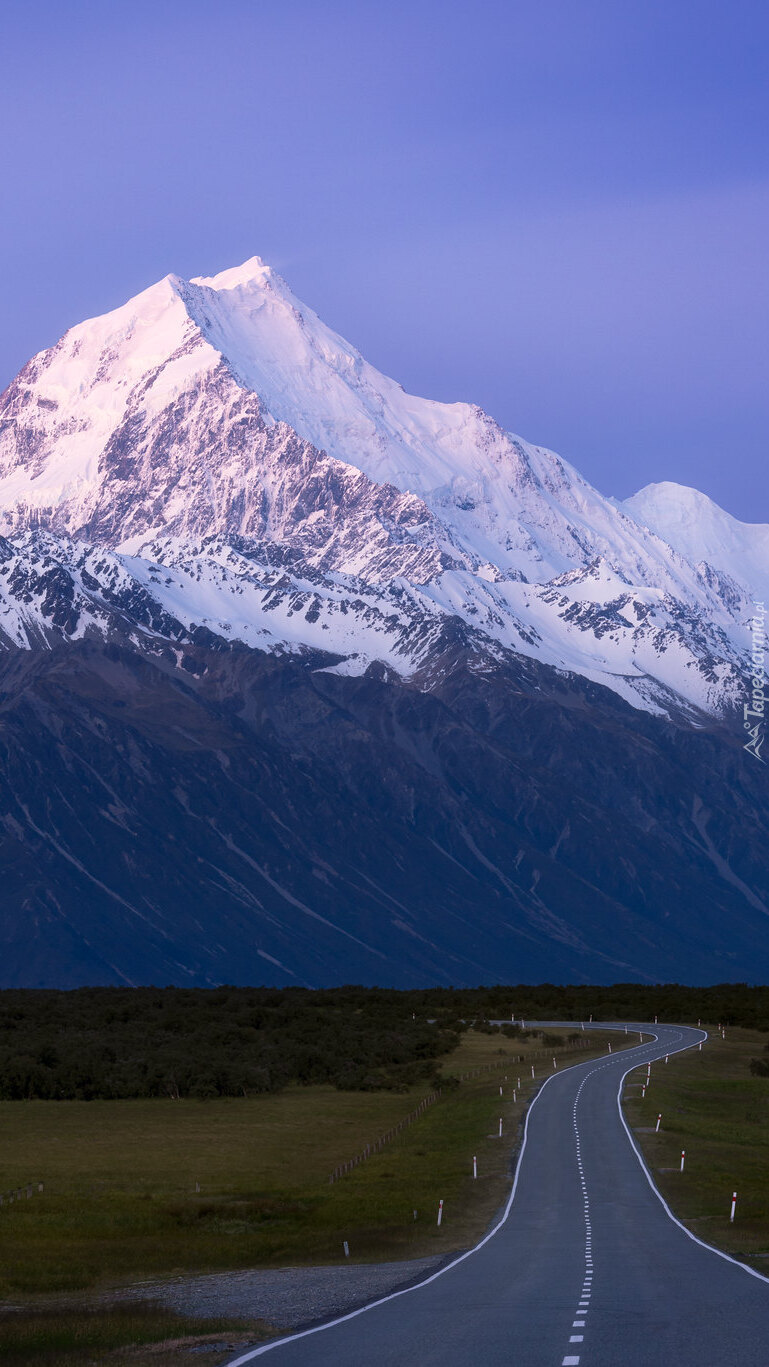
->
2, 0, 767, 519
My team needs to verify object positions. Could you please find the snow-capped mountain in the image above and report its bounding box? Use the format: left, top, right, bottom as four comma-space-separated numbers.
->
0, 257, 761, 719
625, 482, 769, 611
0, 258, 759, 727
0, 257, 767, 991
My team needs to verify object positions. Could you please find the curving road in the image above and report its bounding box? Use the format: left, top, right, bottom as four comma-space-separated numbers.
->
226, 1025, 769, 1366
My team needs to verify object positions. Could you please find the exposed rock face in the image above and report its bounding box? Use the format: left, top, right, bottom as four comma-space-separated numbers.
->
0, 637, 766, 989
0, 257, 765, 987
0, 257, 760, 718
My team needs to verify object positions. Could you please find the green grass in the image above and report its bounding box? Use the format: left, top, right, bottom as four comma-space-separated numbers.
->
0, 1303, 271, 1366
623, 1026, 769, 1265
0, 1029, 628, 1301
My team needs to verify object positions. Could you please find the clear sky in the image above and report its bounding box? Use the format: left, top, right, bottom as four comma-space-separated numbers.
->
2, 0, 767, 519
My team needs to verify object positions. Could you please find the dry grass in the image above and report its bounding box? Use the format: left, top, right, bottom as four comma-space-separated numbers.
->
623, 1026, 769, 1265
0, 1303, 273, 1366
0, 1028, 628, 1304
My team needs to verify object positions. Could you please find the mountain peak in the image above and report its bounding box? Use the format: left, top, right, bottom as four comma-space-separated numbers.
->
0, 256, 760, 720
190, 255, 277, 293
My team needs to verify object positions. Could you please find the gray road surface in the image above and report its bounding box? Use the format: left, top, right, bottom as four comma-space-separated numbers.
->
225, 1024, 769, 1366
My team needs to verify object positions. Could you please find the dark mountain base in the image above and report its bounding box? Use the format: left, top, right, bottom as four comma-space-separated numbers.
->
0, 638, 766, 988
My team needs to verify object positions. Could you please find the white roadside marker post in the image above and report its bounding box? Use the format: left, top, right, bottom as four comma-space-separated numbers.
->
699, 1042, 703, 1051
518, 1076, 521, 1089
680, 1150, 686, 1173
665, 1055, 669, 1064
500, 1085, 503, 1096
343, 1240, 349, 1257
641, 1085, 646, 1098
608, 1043, 612, 1053
437, 1199, 444, 1227
730, 1191, 737, 1223
531, 1065, 535, 1079
473, 1156, 477, 1179
656, 1114, 662, 1132
553, 1057, 557, 1070
513, 1089, 517, 1102
498, 1117, 503, 1138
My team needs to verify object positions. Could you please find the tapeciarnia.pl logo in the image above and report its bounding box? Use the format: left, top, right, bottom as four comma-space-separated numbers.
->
744, 601, 766, 762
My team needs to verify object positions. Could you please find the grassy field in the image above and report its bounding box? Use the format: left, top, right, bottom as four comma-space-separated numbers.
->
623, 1026, 769, 1265
0, 1304, 273, 1367
0, 1026, 633, 1363
0, 1028, 630, 1302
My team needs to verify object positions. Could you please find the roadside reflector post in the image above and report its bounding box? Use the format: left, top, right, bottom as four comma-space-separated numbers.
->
499, 1085, 503, 1096
513, 1089, 517, 1102
553, 1057, 557, 1070
531, 1065, 535, 1079
518, 1076, 521, 1089
665, 1055, 669, 1064
730, 1192, 737, 1223
680, 1150, 686, 1173
654, 1015, 658, 1024
641, 1085, 646, 1098
699, 1042, 703, 1051
437, 1199, 444, 1227
608, 1043, 612, 1053
656, 1114, 662, 1132
499, 1117, 503, 1138
473, 1156, 477, 1179
581, 1022, 585, 1031
343, 1240, 349, 1257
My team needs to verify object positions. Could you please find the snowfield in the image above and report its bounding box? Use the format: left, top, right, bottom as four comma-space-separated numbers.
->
0, 256, 763, 720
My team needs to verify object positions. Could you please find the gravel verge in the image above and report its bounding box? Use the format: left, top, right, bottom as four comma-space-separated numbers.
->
115, 1255, 448, 1330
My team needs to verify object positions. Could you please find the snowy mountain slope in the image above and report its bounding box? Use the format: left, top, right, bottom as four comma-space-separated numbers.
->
0, 257, 761, 718
625, 482, 769, 610
0, 258, 766, 992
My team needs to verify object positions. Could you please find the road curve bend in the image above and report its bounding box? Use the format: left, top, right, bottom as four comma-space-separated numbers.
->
226, 1024, 769, 1366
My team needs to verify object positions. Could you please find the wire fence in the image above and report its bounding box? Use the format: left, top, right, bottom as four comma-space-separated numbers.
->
328, 1037, 602, 1183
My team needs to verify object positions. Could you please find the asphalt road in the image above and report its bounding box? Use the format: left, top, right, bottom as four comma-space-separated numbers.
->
226, 1024, 769, 1366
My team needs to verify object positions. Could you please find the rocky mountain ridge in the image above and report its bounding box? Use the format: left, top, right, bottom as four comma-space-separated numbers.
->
0, 257, 761, 719
0, 257, 765, 988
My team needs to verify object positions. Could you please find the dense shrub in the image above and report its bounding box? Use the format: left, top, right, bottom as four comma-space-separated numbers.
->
0, 981, 762, 1101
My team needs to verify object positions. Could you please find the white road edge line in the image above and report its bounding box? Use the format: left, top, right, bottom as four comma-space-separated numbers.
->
223, 1028, 643, 1364
224, 1022, 769, 1365
617, 1029, 769, 1286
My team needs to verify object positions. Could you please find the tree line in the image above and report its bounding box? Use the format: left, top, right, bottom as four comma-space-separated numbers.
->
0, 982, 765, 1101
